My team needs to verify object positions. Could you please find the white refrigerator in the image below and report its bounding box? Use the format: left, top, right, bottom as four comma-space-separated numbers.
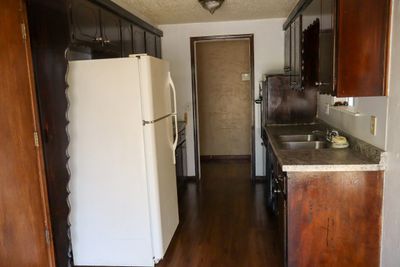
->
67, 55, 179, 266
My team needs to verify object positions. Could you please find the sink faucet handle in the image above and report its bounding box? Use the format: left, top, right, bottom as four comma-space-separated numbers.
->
326, 129, 339, 142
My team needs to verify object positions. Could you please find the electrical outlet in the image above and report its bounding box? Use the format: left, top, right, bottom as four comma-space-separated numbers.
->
370, 116, 377, 136
325, 104, 330, 115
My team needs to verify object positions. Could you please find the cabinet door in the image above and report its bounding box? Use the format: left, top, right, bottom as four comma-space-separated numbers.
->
70, 0, 101, 44
336, 0, 390, 96
132, 25, 146, 54
155, 35, 162, 58
290, 16, 302, 90
100, 9, 121, 54
319, 0, 335, 94
284, 27, 291, 73
121, 20, 133, 57
302, 0, 321, 90
145, 31, 156, 57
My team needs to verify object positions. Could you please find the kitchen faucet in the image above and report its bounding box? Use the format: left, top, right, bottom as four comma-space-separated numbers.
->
326, 129, 339, 142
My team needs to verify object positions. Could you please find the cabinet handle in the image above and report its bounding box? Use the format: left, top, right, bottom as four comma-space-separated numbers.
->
94, 37, 103, 42
104, 39, 111, 44
274, 189, 281, 194
315, 82, 330, 86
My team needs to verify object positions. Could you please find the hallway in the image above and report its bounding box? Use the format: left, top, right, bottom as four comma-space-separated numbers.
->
157, 160, 282, 267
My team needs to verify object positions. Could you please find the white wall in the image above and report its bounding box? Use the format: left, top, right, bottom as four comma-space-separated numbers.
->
317, 95, 388, 149
381, 0, 400, 265
160, 18, 285, 176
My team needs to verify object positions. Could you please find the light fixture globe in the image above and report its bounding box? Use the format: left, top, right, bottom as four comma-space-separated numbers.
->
198, 0, 225, 14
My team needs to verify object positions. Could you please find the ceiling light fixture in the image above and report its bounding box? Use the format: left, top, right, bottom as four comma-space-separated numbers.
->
198, 0, 225, 14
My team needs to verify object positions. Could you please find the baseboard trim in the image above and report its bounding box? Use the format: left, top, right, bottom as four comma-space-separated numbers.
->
200, 155, 251, 161
185, 176, 198, 182
254, 176, 266, 182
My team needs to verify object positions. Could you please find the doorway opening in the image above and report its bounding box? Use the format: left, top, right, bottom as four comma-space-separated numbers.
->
190, 34, 255, 179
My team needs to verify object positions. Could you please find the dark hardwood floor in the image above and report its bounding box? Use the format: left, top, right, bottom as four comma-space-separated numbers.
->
157, 160, 282, 267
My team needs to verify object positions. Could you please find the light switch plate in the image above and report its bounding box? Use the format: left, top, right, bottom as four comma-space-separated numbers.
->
370, 116, 377, 136
241, 73, 250, 81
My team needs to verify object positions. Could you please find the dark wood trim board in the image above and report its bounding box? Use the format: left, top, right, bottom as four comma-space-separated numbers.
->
200, 155, 251, 161
283, 0, 313, 30
89, 0, 162, 36
190, 34, 256, 181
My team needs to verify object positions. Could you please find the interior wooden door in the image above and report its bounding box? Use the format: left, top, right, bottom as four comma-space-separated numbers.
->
0, 0, 55, 266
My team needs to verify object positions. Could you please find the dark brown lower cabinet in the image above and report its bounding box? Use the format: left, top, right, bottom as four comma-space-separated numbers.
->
267, 146, 383, 266
175, 125, 187, 191
285, 171, 383, 267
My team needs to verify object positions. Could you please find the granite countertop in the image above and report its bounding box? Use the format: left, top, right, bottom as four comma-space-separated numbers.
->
264, 123, 385, 172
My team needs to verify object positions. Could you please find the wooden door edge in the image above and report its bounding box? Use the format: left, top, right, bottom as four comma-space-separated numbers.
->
20, 1, 56, 266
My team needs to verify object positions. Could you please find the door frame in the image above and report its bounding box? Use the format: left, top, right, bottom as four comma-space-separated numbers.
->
190, 34, 255, 180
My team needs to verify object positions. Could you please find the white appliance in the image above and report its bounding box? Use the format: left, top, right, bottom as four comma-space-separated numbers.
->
67, 55, 179, 266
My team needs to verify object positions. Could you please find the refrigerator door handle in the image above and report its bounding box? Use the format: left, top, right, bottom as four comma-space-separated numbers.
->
169, 72, 178, 164
169, 72, 177, 115
172, 114, 178, 165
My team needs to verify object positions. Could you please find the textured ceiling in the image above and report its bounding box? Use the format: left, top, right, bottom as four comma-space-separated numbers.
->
111, 0, 298, 25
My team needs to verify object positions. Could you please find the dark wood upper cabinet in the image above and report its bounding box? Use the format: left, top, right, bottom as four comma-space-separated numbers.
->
290, 16, 302, 90
100, 9, 121, 53
301, 0, 320, 90
284, 0, 391, 96
121, 20, 133, 57
69, 0, 162, 59
132, 25, 146, 54
70, 0, 101, 44
284, 27, 291, 73
302, 20, 319, 90
336, 0, 391, 96
145, 31, 156, 57
318, 0, 335, 94
155, 35, 162, 58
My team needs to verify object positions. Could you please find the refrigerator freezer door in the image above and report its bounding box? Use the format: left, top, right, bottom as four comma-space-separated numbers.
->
143, 116, 179, 262
68, 58, 155, 266
138, 56, 173, 121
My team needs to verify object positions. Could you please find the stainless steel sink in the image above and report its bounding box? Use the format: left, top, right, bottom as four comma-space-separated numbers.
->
279, 141, 329, 150
278, 134, 321, 142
